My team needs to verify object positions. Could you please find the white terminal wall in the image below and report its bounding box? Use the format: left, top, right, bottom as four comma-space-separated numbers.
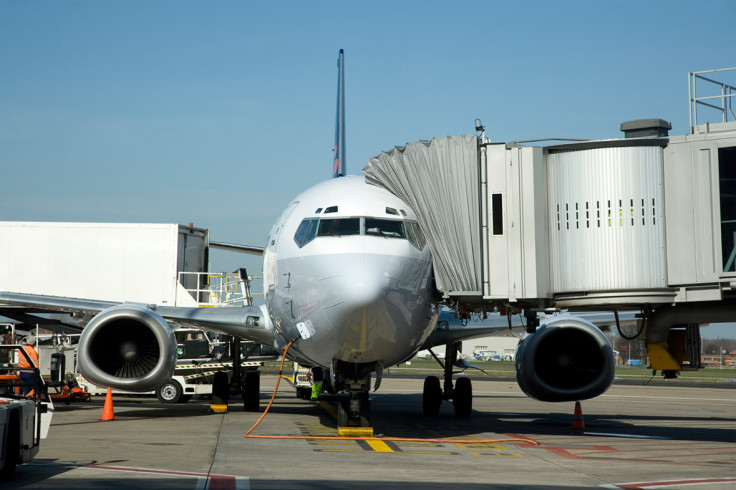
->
0, 222, 208, 306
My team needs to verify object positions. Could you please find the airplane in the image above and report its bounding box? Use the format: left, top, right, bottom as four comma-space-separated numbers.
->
0, 50, 622, 426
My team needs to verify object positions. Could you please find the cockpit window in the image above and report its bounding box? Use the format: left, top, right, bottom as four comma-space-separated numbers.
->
324, 206, 338, 214
365, 218, 405, 238
294, 216, 425, 248
317, 218, 360, 237
405, 221, 427, 250
294, 218, 319, 247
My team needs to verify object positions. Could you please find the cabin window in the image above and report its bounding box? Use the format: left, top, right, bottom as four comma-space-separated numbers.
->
294, 218, 319, 247
317, 218, 360, 237
365, 218, 405, 238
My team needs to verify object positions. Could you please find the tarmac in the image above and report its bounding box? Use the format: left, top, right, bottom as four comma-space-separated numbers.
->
5, 375, 736, 489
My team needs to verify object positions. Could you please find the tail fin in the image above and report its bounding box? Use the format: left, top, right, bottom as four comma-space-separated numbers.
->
332, 49, 346, 178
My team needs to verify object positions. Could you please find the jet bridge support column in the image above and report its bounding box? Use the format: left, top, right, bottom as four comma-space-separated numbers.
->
524, 311, 539, 334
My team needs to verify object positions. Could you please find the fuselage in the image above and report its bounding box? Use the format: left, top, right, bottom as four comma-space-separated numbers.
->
263, 175, 438, 372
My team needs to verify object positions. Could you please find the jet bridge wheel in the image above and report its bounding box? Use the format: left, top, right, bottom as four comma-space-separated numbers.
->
453, 376, 472, 417
422, 376, 442, 416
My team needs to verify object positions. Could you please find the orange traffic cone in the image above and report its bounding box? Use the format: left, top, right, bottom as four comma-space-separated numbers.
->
98, 387, 116, 421
572, 401, 585, 430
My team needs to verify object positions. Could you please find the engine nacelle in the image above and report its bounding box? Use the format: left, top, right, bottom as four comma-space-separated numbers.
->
78, 304, 177, 392
515, 317, 615, 402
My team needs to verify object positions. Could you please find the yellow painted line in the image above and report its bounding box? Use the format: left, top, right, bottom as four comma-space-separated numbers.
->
316, 400, 338, 418
320, 450, 454, 455
365, 440, 393, 452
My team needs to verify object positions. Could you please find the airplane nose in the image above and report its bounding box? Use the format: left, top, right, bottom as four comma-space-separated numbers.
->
341, 273, 387, 307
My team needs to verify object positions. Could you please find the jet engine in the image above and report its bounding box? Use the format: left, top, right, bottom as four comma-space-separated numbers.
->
515, 317, 615, 402
77, 304, 177, 392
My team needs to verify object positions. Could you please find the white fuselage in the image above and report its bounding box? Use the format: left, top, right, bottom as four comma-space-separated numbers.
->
263, 176, 438, 371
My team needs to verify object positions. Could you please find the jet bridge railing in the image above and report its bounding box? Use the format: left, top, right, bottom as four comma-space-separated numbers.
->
178, 271, 254, 307
689, 67, 736, 131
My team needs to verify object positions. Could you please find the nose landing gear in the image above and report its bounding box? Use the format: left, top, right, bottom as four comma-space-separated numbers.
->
337, 377, 372, 428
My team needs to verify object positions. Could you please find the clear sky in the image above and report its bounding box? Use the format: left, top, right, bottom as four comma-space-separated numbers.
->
1, 1, 735, 337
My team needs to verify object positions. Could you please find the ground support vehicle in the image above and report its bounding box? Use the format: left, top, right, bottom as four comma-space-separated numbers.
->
292, 363, 314, 399
77, 360, 264, 403
0, 345, 54, 479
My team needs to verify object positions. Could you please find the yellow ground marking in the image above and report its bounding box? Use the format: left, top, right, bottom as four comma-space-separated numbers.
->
320, 450, 455, 455
364, 440, 393, 452
316, 400, 338, 418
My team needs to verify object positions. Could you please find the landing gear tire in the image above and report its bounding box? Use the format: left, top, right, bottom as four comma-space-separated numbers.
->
453, 376, 472, 417
358, 394, 371, 427
156, 379, 183, 404
423, 375, 442, 416
337, 394, 371, 427
243, 371, 260, 412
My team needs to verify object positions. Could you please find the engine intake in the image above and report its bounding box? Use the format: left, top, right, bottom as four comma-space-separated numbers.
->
515, 317, 614, 402
78, 304, 177, 391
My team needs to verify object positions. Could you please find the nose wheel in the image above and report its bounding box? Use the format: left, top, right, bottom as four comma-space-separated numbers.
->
337, 376, 372, 428
422, 341, 473, 417
337, 391, 371, 427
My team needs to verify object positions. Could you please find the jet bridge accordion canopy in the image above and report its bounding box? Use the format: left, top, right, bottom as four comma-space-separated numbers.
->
363, 135, 482, 294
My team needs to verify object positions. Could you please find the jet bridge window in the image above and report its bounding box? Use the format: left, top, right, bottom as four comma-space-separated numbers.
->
294, 218, 319, 247
317, 218, 360, 237
719, 146, 736, 271
365, 218, 405, 238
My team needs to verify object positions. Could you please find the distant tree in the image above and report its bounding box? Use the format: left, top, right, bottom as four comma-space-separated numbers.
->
702, 338, 736, 355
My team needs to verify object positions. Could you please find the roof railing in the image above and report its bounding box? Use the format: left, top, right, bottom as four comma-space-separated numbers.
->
689, 67, 736, 132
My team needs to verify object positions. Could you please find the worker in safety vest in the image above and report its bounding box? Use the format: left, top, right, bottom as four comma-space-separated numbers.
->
311, 367, 323, 400
18, 334, 38, 396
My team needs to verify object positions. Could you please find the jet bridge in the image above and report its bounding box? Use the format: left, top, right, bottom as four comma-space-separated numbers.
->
365, 122, 736, 309
363, 69, 736, 372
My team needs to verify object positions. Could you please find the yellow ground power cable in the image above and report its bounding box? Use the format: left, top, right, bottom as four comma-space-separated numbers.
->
244, 339, 540, 446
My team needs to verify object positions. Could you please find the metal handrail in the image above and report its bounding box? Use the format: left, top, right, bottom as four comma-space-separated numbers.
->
177, 271, 260, 307
689, 67, 736, 131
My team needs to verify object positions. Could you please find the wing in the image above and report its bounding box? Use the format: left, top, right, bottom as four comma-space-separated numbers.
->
419, 312, 524, 350
0, 291, 274, 392
209, 241, 264, 255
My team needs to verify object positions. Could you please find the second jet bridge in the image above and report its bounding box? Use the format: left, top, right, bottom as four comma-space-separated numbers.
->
363, 120, 736, 313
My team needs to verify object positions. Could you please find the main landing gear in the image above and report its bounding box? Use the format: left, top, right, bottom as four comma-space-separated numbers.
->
423, 341, 472, 417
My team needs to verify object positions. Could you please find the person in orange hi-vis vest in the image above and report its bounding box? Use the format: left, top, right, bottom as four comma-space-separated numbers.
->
18, 334, 38, 396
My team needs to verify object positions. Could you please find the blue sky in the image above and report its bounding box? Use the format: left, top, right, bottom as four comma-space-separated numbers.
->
1, 1, 735, 337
